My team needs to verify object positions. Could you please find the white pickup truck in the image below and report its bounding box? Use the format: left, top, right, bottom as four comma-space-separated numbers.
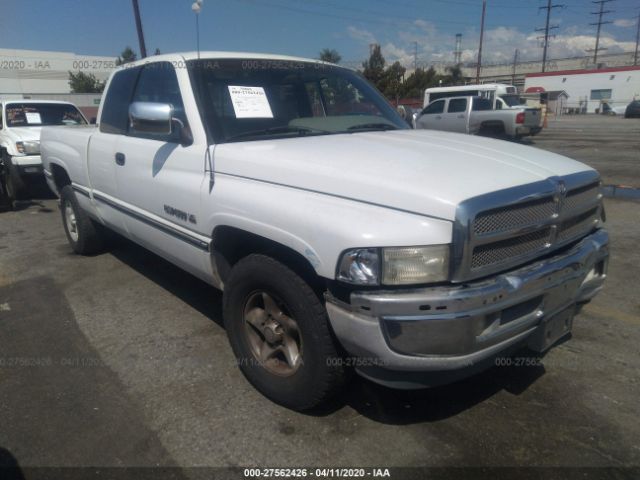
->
41, 52, 608, 410
414, 96, 541, 139
0, 100, 87, 209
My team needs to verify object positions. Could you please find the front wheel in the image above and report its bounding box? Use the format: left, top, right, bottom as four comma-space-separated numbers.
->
60, 185, 105, 255
223, 254, 346, 411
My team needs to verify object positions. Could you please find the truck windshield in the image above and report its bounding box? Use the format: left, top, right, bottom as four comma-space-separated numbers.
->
6, 103, 87, 127
500, 95, 522, 107
187, 59, 408, 143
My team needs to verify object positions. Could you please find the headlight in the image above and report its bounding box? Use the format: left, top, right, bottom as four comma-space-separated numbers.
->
337, 245, 450, 286
382, 246, 449, 285
16, 141, 40, 155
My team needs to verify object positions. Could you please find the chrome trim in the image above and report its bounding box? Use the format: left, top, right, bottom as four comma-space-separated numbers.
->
451, 170, 602, 282
325, 228, 609, 373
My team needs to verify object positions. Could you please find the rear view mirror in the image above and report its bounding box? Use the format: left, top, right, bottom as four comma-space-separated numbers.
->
129, 102, 173, 135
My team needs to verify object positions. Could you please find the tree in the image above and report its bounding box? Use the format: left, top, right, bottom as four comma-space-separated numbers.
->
402, 67, 438, 98
443, 64, 465, 86
68, 71, 105, 93
361, 44, 386, 88
378, 61, 406, 100
319, 48, 341, 64
116, 46, 137, 65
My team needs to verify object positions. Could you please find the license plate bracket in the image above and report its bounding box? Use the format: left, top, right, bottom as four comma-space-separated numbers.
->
528, 307, 574, 352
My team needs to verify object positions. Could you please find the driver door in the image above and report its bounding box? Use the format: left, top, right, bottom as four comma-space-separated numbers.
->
415, 100, 445, 130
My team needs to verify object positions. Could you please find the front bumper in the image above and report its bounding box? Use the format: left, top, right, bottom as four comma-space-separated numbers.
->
326, 229, 609, 388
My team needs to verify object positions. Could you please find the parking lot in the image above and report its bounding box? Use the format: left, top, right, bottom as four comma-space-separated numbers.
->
0, 115, 639, 476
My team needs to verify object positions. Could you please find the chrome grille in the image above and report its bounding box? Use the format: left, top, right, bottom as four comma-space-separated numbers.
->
471, 228, 552, 270
558, 207, 599, 242
453, 172, 603, 282
564, 182, 600, 211
473, 197, 556, 235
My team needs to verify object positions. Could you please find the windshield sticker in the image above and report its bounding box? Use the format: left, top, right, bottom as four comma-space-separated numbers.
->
25, 112, 42, 124
228, 86, 273, 118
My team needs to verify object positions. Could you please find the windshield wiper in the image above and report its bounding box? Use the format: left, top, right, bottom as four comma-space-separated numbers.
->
225, 125, 330, 142
347, 123, 398, 132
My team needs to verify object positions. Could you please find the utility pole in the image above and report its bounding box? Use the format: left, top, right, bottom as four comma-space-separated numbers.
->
476, 0, 486, 84
589, 0, 614, 66
634, 13, 640, 66
512, 49, 519, 86
132, 0, 147, 59
536, 0, 563, 72
413, 41, 418, 71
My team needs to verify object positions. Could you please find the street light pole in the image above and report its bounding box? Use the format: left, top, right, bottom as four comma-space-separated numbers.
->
192, 0, 203, 59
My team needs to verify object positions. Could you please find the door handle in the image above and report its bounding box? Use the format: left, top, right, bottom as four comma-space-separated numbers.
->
115, 152, 126, 166
435, 115, 442, 120
457, 114, 465, 119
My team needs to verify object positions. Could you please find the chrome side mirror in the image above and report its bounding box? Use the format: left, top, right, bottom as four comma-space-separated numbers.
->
129, 102, 173, 135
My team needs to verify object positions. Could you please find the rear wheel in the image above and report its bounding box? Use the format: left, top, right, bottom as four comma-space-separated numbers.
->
60, 185, 105, 254
223, 254, 346, 410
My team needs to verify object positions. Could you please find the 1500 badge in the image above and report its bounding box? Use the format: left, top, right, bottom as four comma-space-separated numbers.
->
164, 205, 197, 225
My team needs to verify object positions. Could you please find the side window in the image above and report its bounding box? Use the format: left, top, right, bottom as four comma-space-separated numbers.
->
472, 98, 493, 111
130, 62, 187, 143
0, 106, 3, 129
422, 100, 445, 115
100, 67, 140, 135
447, 98, 467, 113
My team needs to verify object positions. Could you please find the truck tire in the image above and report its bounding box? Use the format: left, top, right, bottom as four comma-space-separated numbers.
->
59, 185, 105, 255
223, 254, 346, 410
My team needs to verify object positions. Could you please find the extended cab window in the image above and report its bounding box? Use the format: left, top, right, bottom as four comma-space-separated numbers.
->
100, 67, 140, 135
129, 62, 188, 143
472, 97, 493, 111
422, 100, 445, 115
447, 98, 467, 113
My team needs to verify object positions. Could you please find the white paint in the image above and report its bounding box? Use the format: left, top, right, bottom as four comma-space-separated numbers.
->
0, 303, 10, 312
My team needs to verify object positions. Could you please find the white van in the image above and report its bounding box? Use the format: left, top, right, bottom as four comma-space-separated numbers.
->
424, 84, 522, 110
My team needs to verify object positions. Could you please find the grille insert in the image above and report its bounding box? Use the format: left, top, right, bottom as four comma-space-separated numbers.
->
473, 197, 556, 235
558, 207, 599, 242
564, 182, 600, 211
471, 228, 552, 270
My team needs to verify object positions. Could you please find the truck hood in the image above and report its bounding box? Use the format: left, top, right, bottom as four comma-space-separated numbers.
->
214, 130, 593, 221
3, 127, 42, 142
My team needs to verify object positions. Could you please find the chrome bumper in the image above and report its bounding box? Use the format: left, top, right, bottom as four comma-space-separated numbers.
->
326, 229, 609, 387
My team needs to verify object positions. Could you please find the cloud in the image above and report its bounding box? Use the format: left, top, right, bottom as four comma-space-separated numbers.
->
346, 26, 376, 45
347, 22, 637, 68
613, 18, 636, 28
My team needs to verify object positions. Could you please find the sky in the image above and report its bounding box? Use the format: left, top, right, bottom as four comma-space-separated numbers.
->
1, 0, 639, 68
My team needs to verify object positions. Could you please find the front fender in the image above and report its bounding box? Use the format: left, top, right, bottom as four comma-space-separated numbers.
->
205, 174, 453, 280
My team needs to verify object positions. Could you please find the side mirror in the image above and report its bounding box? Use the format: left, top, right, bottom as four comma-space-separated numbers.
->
129, 102, 173, 135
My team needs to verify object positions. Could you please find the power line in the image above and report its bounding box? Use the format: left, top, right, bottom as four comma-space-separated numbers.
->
535, 0, 564, 73
588, 0, 615, 66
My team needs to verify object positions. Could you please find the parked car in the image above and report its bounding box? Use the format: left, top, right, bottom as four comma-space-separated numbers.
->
41, 52, 608, 410
0, 100, 87, 209
625, 100, 640, 118
414, 95, 541, 139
